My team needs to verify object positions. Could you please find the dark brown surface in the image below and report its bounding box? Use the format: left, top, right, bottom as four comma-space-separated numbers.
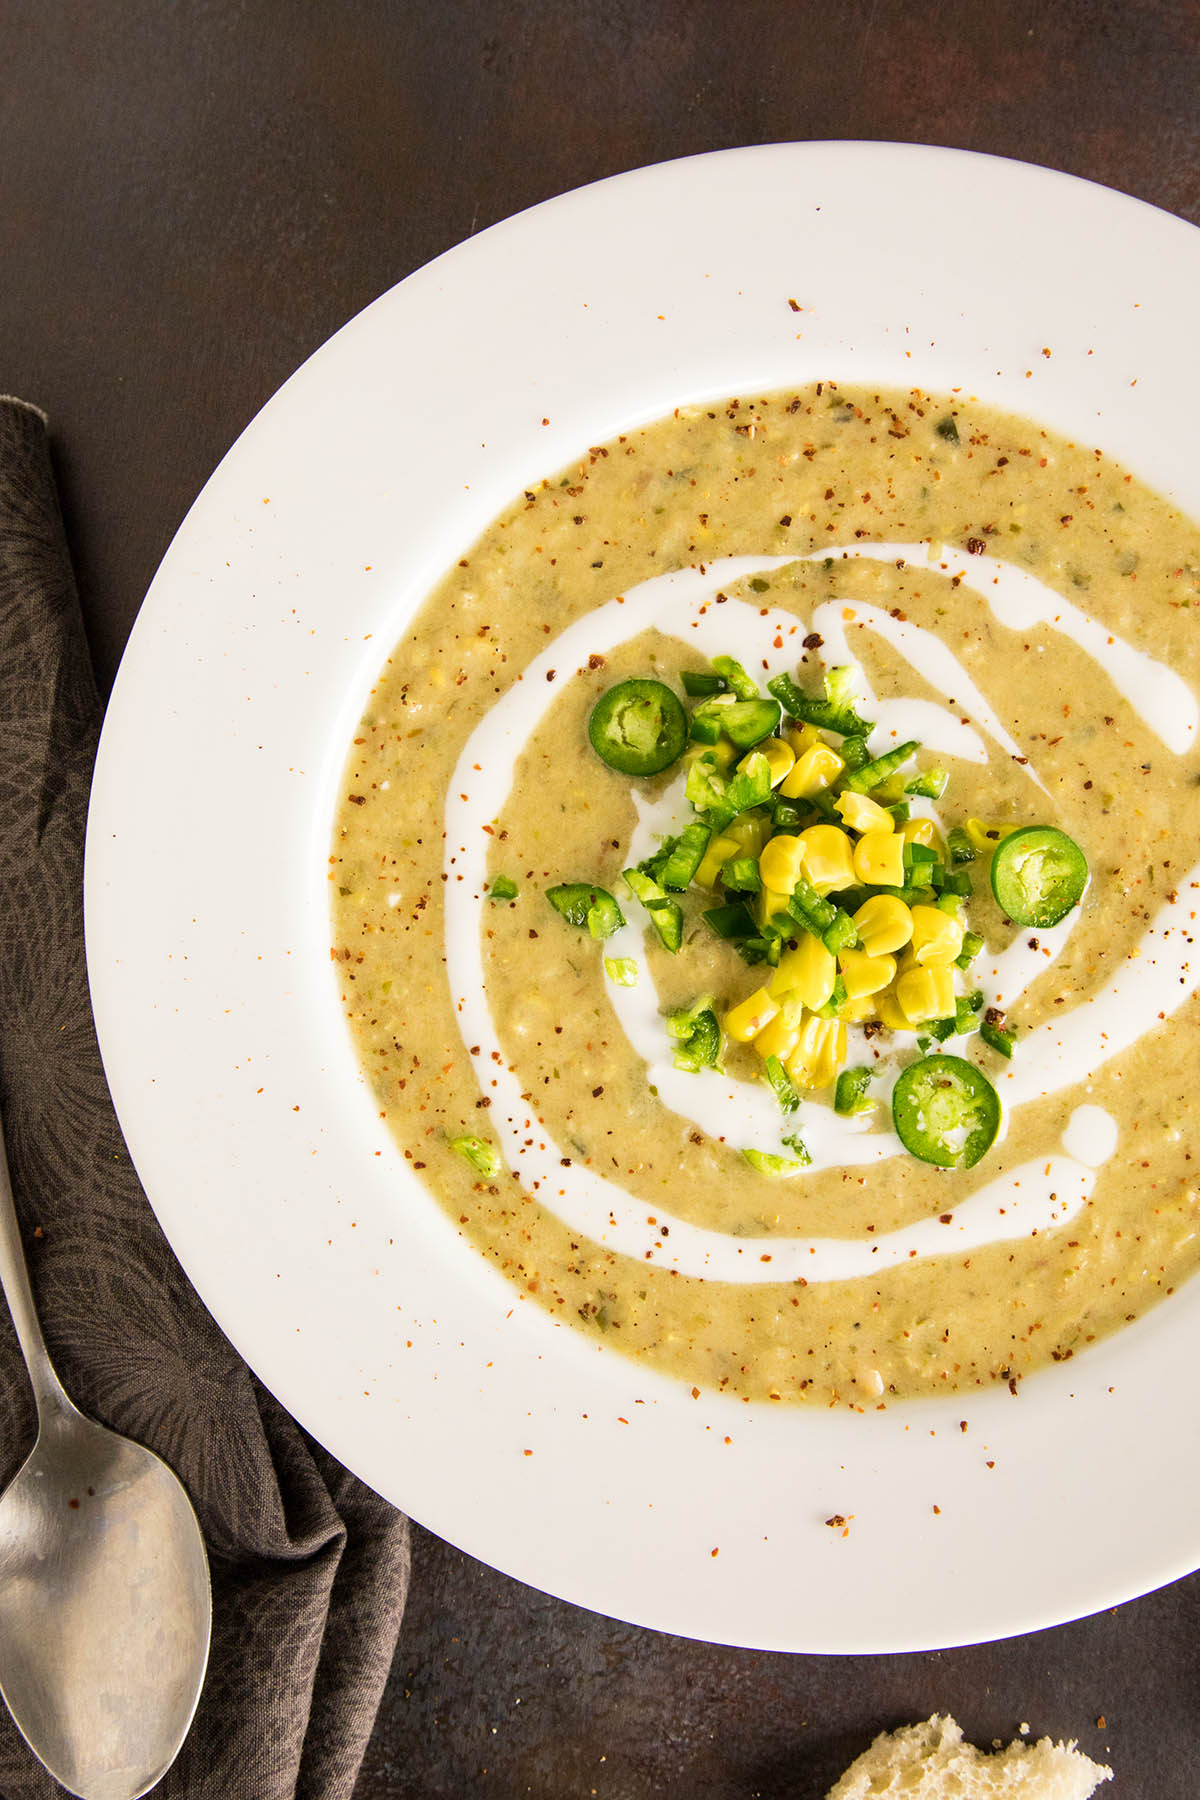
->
4, 2, 1199, 1794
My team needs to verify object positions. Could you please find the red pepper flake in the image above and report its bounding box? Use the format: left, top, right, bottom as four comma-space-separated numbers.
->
966, 537, 986, 555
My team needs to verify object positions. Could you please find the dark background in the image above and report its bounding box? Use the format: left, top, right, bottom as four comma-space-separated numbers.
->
5, 2, 1199, 1794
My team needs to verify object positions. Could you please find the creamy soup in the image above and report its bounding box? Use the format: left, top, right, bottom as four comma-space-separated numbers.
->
330, 383, 1200, 1407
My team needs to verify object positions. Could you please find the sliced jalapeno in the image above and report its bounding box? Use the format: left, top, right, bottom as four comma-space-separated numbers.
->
989, 826, 1088, 928
891, 1053, 1000, 1169
588, 678, 687, 776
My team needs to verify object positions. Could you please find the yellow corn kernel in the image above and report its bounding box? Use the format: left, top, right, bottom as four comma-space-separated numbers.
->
695, 832, 739, 890
836, 790, 893, 835
909, 903, 965, 966
758, 834, 806, 894
785, 1015, 848, 1091
853, 830, 906, 887
752, 1011, 801, 1063
900, 816, 937, 849
785, 721, 821, 757
724, 986, 779, 1042
852, 893, 914, 957
895, 963, 956, 1025
779, 742, 845, 800
838, 947, 896, 999
727, 811, 771, 857
876, 987, 912, 1032
771, 934, 836, 1010
966, 817, 1018, 854
837, 993, 877, 1024
755, 737, 796, 788
708, 738, 740, 770
797, 824, 857, 894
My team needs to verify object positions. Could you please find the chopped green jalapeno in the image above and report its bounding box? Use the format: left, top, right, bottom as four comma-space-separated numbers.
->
703, 901, 757, 940
891, 1054, 1001, 1169
905, 841, 939, 873
947, 826, 977, 865
763, 1054, 800, 1113
622, 868, 684, 953
769, 796, 805, 832
681, 670, 726, 697
980, 1012, 1017, 1058
489, 875, 518, 900
684, 751, 734, 824
742, 1147, 807, 1177
816, 973, 848, 1018
906, 767, 949, 799
821, 908, 859, 956
721, 856, 762, 892
711, 655, 760, 700
588, 678, 687, 776
955, 930, 985, 969
927, 993, 984, 1043
939, 869, 973, 899
659, 822, 712, 891
687, 704, 726, 746
667, 999, 721, 1072
846, 739, 920, 794
766, 672, 875, 739
546, 882, 625, 939
725, 752, 772, 812
834, 1066, 874, 1116
720, 697, 781, 748
450, 1135, 501, 1179
989, 826, 1089, 927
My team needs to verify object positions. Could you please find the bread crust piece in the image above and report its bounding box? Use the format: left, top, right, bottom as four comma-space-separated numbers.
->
826, 1713, 1112, 1798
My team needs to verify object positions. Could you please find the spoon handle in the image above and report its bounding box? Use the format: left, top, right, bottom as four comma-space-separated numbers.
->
0, 1108, 71, 1421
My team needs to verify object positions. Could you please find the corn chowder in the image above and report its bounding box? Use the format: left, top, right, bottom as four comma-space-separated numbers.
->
331, 384, 1200, 1407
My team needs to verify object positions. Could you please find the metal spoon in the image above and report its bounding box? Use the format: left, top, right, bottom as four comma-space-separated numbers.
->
0, 1111, 211, 1799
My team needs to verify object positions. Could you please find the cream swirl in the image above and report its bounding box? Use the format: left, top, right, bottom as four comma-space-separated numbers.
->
443, 553, 1197, 1283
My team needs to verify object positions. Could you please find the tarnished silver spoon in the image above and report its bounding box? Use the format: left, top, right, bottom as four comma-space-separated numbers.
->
0, 1111, 210, 1799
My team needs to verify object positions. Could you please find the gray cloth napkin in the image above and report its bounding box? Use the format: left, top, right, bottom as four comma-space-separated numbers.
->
0, 396, 410, 1799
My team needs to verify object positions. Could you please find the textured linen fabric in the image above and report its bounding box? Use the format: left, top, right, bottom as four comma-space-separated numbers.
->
0, 396, 409, 1799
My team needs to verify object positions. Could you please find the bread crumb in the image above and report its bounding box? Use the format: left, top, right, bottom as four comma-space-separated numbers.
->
826, 1712, 1111, 1798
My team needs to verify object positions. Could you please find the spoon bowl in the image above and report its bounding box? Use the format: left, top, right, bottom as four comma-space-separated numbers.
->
0, 1117, 210, 1799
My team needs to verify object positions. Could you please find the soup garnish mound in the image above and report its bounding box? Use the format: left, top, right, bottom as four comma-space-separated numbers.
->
331, 381, 1200, 1408
552, 653, 1093, 1176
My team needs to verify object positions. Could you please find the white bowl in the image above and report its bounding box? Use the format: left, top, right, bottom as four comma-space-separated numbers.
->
86, 143, 1200, 1651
